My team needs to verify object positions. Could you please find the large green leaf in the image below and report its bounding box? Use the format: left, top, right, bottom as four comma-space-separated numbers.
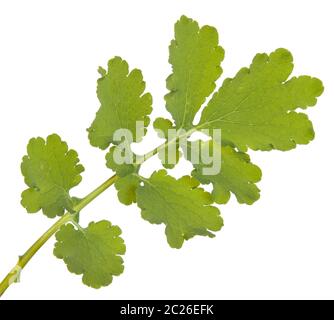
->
198, 48, 324, 151
136, 170, 223, 248
165, 15, 225, 130
88, 57, 152, 150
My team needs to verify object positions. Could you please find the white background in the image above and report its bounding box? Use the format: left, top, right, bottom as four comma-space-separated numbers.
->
0, 0, 333, 300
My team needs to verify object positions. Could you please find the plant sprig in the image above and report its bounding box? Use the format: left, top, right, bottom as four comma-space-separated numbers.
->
0, 15, 323, 297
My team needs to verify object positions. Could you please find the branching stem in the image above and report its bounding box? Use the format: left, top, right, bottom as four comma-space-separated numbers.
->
0, 127, 196, 297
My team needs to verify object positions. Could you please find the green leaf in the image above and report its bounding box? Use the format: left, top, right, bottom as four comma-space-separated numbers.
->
165, 15, 225, 130
21, 134, 84, 218
157, 143, 182, 169
136, 170, 223, 248
184, 140, 261, 204
115, 174, 140, 205
88, 57, 152, 150
199, 48, 324, 151
153, 117, 174, 138
54, 220, 126, 289
105, 145, 137, 177
153, 118, 182, 169
105, 144, 142, 204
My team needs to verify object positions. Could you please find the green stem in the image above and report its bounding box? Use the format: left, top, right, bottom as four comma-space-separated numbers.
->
0, 126, 196, 298
138, 127, 197, 165
0, 175, 119, 297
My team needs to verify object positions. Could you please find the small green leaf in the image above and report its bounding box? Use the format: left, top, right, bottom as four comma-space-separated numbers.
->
154, 118, 182, 168
153, 117, 175, 138
165, 15, 225, 130
115, 174, 140, 205
88, 57, 152, 149
105, 145, 137, 177
54, 220, 126, 289
106, 144, 141, 204
184, 140, 261, 204
199, 48, 324, 151
136, 170, 223, 248
157, 142, 182, 169
21, 134, 84, 218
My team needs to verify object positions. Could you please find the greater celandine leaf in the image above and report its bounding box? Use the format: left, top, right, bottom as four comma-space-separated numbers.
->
198, 49, 324, 151
153, 118, 182, 169
115, 174, 140, 205
54, 220, 126, 289
21, 134, 84, 218
105, 145, 138, 177
88, 57, 153, 150
165, 15, 225, 130
184, 140, 261, 204
136, 170, 223, 248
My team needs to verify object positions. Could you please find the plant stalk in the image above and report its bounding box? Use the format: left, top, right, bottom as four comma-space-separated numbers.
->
0, 126, 197, 298
0, 174, 119, 297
